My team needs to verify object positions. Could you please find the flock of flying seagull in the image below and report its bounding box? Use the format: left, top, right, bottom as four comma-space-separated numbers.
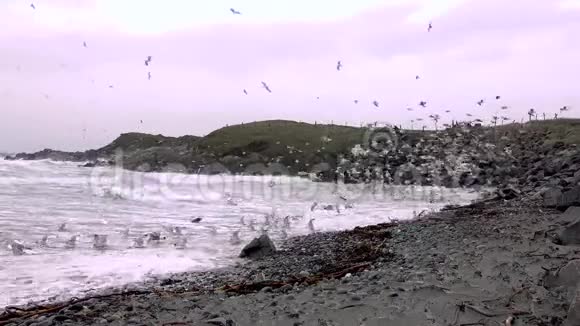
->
8, 4, 572, 256
26, 2, 572, 128
226, 7, 572, 128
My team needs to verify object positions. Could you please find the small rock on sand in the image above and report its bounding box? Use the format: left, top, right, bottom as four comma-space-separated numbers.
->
239, 234, 276, 259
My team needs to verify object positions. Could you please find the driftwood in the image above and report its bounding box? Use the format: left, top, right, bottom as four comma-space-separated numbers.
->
0, 287, 207, 325
220, 263, 371, 294
457, 303, 531, 318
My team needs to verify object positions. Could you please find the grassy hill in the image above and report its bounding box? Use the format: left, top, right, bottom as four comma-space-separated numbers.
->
8, 118, 580, 180
199, 120, 363, 156
97, 133, 201, 155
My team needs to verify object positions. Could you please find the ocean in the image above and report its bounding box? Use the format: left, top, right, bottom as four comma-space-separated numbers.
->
0, 158, 480, 307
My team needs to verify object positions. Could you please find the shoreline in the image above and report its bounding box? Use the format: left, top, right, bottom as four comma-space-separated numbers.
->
1, 197, 575, 326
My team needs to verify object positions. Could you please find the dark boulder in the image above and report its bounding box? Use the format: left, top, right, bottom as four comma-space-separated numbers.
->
543, 188, 561, 207
239, 234, 276, 259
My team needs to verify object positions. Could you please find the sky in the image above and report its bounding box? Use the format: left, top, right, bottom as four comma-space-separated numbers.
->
0, 0, 579, 153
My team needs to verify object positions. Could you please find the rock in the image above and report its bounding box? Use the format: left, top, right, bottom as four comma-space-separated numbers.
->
558, 220, 580, 245
544, 186, 580, 210
544, 260, 580, 289
543, 188, 563, 208
206, 317, 232, 326
565, 285, 580, 326
497, 185, 521, 200
191, 217, 203, 223
239, 234, 276, 259
556, 207, 580, 226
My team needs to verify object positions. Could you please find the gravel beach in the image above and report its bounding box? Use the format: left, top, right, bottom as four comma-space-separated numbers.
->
1, 197, 577, 326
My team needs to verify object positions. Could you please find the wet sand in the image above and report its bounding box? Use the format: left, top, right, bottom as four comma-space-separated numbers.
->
1, 198, 574, 326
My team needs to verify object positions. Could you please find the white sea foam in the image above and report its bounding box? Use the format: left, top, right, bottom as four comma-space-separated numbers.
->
0, 159, 481, 307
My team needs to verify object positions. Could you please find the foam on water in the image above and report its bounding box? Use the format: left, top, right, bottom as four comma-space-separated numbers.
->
0, 160, 481, 307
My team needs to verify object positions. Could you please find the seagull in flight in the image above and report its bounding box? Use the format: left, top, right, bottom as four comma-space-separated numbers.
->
261, 81, 272, 93
243, 89, 248, 95
477, 99, 484, 106
147, 72, 151, 80
230, 8, 241, 14
415, 75, 420, 80
419, 101, 427, 108
30, 3, 35, 9
495, 95, 501, 100
428, 22, 432, 32
501, 105, 509, 110
336, 60, 342, 71
83, 41, 87, 48
354, 100, 358, 104
144, 56, 152, 66
373, 100, 379, 108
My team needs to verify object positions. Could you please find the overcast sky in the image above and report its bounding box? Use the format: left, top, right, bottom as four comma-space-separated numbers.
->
0, 0, 579, 153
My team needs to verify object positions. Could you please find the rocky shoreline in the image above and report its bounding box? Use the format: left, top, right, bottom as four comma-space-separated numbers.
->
2, 196, 580, 326
6, 120, 580, 198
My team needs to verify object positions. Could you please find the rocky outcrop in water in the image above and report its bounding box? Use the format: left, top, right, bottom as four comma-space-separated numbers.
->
5, 148, 100, 162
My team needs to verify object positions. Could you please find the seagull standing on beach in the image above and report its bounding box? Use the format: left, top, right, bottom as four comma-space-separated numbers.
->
173, 237, 187, 249
308, 219, 316, 233
310, 202, 318, 211
8, 240, 29, 256
261, 81, 272, 93
65, 235, 78, 249
230, 231, 242, 245
38, 235, 49, 247
93, 234, 107, 250
132, 237, 145, 248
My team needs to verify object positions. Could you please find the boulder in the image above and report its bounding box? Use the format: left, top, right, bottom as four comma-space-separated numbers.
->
557, 207, 580, 226
544, 260, 580, 289
565, 285, 580, 326
559, 219, 580, 245
543, 188, 563, 208
544, 186, 580, 211
239, 234, 276, 259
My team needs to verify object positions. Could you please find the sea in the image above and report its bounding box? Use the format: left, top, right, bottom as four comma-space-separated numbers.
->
0, 158, 481, 307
